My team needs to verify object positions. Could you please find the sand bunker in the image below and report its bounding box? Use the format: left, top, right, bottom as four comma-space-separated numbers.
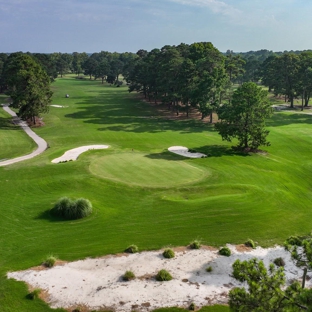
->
7, 245, 307, 311
51, 145, 109, 163
168, 146, 207, 158
50, 105, 68, 108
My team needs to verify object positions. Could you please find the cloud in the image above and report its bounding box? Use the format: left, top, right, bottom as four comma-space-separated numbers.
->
168, 0, 241, 17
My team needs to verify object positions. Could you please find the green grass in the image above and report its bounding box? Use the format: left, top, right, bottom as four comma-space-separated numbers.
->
1, 76, 312, 311
89, 152, 207, 187
0, 95, 36, 160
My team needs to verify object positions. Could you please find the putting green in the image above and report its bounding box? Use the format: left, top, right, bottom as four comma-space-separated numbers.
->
89, 152, 208, 187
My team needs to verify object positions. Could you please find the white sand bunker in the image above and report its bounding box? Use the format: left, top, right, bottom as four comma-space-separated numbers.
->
168, 146, 207, 158
7, 245, 307, 311
50, 105, 69, 108
52, 145, 109, 163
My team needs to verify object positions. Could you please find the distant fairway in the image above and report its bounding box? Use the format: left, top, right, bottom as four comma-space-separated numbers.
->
89, 152, 208, 187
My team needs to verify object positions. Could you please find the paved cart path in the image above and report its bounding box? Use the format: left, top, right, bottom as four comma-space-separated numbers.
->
0, 104, 48, 167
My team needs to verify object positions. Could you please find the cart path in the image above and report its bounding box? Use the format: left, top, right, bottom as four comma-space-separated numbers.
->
0, 104, 48, 167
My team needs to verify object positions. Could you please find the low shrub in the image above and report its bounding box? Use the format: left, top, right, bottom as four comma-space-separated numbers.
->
285, 236, 302, 246
219, 247, 231, 257
274, 257, 285, 267
123, 270, 135, 281
50, 197, 92, 220
125, 244, 139, 253
189, 302, 196, 311
190, 240, 201, 249
44, 255, 57, 268
27, 288, 41, 300
163, 248, 175, 259
156, 269, 172, 281
206, 266, 212, 272
245, 239, 256, 248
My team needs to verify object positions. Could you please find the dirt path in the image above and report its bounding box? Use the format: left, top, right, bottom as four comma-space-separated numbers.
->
0, 104, 48, 167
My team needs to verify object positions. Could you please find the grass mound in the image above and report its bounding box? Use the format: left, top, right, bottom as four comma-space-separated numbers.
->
43, 255, 57, 268
122, 270, 135, 281
156, 269, 172, 281
50, 197, 92, 220
218, 247, 231, 257
163, 248, 175, 259
125, 244, 139, 253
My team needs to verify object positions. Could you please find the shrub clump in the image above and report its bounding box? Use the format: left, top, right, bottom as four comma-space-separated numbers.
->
156, 269, 172, 281
27, 288, 41, 300
122, 270, 135, 281
206, 266, 213, 272
274, 257, 285, 267
163, 248, 175, 259
125, 244, 139, 253
50, 197, 92, 220
190, 240, 201, 249
189, 302, 196, 311
44, 255, 57, 268
219, 247, 231, 257
245, 239, 256, 249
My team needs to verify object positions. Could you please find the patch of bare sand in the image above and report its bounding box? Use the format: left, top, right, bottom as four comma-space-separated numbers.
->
7, 245, 309, 312
51, 145, 109, 163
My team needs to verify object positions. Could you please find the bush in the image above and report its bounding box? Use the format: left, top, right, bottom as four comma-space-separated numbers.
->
125, 244, 138, 253
219, 247, 231, 257
285, 236, 302, 246
274, 257, 285, 267
190, 240, 201, 249
50, 197, 92, 220
245, 239, 256, 248
163, 248, 175, 259
206, 266, 212, 272
44, 255, 57, 268
27, 288, 41, 300
123, 270, 135, 281
189, 302, 196, 311
156, 269, 172, 281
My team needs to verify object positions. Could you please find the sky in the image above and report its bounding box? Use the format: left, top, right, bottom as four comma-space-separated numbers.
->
1, 0, 311, 53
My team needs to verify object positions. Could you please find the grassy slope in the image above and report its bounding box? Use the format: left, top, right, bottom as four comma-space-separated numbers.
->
1, 76, 312, 311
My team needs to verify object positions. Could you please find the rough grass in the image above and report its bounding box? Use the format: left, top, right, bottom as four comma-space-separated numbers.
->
1, 76, 312, 311
0, 101, 36, 160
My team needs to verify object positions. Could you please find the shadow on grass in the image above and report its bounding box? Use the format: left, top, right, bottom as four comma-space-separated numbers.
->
266, 112, 312, 127
35, 210, 67, 222
63, 90, 213, 134
145, 145, 250, 160
0, 117, 19, 130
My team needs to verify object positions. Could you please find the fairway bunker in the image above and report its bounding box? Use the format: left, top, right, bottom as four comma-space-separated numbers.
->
168, 146, 207, 158
51, 145, 109, 163
50, 104, 68, 108
7, 245, 307, 311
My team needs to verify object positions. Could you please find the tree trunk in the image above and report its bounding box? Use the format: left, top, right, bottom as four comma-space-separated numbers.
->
209, 112, 213, 123
302, 267, 308, 289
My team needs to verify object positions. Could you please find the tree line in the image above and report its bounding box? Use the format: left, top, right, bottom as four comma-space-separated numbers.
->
0, 51, 137, 123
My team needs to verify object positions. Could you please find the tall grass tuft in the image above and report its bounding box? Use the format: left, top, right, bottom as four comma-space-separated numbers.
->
50, 197, 92, 220
156, 269, 172, 281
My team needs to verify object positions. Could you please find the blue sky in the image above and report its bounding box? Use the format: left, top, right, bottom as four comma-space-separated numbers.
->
1, 0, 311, 53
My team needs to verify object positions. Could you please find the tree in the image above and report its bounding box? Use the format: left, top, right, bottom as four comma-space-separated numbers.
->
215, 82, 272, 150
229, 258, 312, 311
285, 234, 312, 289
4, 53, 52, 124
